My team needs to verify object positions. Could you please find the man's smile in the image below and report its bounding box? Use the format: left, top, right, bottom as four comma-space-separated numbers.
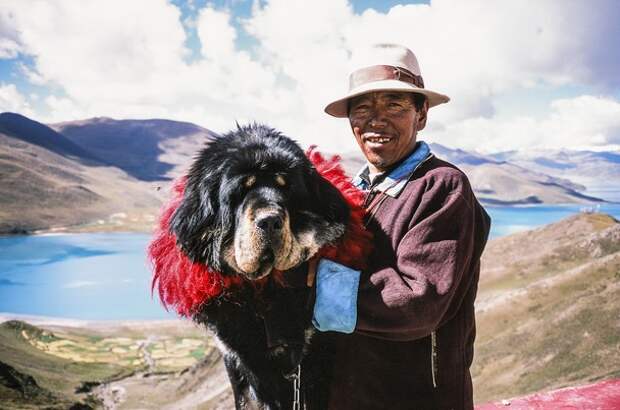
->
362, 132, 396, 146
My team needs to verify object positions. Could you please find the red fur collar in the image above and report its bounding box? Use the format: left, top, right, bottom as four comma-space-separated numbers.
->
148, 147, 372, 317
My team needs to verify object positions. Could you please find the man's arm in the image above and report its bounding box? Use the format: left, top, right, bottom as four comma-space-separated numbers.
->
312, 175, 490, 340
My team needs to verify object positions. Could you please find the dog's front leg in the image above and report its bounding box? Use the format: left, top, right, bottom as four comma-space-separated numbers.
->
223, 354, 265, 410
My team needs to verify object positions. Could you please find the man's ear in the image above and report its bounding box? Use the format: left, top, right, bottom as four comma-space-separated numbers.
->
416, 99, 429, 131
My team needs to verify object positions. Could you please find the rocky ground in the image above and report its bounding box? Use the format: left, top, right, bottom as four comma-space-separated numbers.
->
473, 212, 620, 403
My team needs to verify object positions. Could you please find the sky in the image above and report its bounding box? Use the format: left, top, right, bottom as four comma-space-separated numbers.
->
1, 0, 620, 154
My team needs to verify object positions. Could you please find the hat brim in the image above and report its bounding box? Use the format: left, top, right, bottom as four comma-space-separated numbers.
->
324, 79, 450, 118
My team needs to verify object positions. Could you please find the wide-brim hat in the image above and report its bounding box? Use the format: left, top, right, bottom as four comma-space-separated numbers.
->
324, 43, 450, 118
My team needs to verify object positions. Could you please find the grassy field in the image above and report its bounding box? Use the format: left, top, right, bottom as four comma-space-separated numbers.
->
0, 319, 213, 409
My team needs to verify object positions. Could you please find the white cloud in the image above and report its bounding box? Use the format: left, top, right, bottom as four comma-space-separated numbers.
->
428, 95, 620, 153
0, 83, 34, 115
1, 0, 619, 154
196, 7, 237, 60
0, 9, 22, 58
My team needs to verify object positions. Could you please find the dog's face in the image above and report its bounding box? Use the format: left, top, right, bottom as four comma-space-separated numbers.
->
171, 124, 350, 280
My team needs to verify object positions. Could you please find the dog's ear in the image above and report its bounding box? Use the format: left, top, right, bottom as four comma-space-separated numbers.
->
170, 176, 220, 267
309, 171, 350, 226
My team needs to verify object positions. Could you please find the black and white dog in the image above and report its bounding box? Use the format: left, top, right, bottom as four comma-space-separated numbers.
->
149, 124, 371, 409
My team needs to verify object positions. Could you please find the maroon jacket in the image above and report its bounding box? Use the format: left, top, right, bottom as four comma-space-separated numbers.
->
328, 154, 491, 410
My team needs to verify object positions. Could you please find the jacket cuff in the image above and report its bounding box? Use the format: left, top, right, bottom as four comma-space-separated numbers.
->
312, 259, 361, 333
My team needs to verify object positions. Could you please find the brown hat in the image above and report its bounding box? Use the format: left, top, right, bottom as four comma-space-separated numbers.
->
324, 43, 450, 118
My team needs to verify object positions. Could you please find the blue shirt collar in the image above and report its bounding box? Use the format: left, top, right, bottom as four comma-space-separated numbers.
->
352, 141, 433, 197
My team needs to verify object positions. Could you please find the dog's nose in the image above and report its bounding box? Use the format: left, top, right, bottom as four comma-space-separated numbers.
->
256, 214, 283, 234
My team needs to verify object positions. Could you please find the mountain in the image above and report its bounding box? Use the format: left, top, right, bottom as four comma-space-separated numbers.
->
0, 112, 101, 164
490, 149, 620, 198
50, 117, 215, 181
46, 119, 607, 205
0, 113, 161, 234
428, 143, 602, 205
429, 142, 500, 166
341, 143, 604, 205
473, 212, 620, 403
0, 112, 610, 233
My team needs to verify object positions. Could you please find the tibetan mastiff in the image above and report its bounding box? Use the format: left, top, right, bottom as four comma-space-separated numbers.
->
149, 124, 371, 409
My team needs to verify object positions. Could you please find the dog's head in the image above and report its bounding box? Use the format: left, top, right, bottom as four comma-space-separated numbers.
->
170, 124, 350, 280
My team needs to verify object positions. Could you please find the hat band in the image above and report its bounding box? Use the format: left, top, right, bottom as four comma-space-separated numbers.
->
349, 65, 425, 90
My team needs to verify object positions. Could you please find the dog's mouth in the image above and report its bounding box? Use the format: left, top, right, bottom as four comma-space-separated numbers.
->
245, 248, 277, 280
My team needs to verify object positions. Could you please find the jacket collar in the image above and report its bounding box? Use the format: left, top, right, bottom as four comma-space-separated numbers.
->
352, 141, 433, 197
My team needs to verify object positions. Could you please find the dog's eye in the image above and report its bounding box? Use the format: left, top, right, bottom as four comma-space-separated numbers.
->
244, 175, 256, 188
275, 175, 286, 187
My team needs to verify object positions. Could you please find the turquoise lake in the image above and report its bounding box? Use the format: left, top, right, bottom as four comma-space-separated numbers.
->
1, 203, 620, 320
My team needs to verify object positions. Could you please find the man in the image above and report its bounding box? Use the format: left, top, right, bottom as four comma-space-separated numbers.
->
310, 43, 491, 409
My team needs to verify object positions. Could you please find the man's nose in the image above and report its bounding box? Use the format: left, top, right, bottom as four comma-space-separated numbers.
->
369, 115, 387, 128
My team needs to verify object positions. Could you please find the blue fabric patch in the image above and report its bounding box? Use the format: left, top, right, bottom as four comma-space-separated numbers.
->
312, 259, 361, 333
352, 141, 432, 196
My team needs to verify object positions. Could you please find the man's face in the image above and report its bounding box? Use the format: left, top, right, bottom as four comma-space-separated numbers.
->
349, 91, 427, 173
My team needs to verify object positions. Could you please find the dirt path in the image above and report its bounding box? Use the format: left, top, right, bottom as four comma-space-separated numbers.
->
94, 337, 155, 410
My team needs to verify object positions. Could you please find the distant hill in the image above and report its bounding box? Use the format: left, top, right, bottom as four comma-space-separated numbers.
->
473, 212, 620, 403
428, 143, 603, 205
50, 117, 215, 181
0, 113, 161, 234
0, 112, 610, 232
45, 117, 608, 204
0, 112, 102, 164
490, 149, 620, 198
429, 142, 500, 166
340, 143, 603, 205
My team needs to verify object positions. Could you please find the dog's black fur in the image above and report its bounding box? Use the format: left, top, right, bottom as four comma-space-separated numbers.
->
171, 124, 349, 409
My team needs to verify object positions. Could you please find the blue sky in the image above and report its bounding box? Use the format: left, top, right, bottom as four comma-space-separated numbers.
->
1, 0, 619, 153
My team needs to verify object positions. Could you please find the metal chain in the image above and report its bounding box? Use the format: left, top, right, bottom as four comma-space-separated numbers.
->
292, 364, 302, 410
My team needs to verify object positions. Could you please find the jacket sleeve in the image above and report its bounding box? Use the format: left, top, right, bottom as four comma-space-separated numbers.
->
355, 180, 483, 341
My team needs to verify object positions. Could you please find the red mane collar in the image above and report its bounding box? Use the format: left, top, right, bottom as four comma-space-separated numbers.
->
148, 147, 372, 317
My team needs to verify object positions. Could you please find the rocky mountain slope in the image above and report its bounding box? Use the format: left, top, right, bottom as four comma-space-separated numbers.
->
43, 117, 612, 206
473, 212, 620, 403
1, 213, 618, 408
429, 143, 603, 205
0, 113, 161, 234
0, 112, 609, 233
491, 149, 620, 194
337, 143, 604, 205
50, 117, 214, 181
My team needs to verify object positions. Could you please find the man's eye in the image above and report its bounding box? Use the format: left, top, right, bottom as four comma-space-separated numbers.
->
388, 102, 403, 108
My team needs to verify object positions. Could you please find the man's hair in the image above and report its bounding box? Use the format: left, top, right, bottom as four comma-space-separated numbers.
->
409, 93, 427, 112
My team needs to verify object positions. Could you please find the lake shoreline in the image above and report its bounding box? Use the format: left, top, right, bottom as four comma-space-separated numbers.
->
0, 312, 186, 328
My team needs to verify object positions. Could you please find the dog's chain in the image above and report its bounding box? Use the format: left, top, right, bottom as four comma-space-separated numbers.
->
292, 364, 304, 410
